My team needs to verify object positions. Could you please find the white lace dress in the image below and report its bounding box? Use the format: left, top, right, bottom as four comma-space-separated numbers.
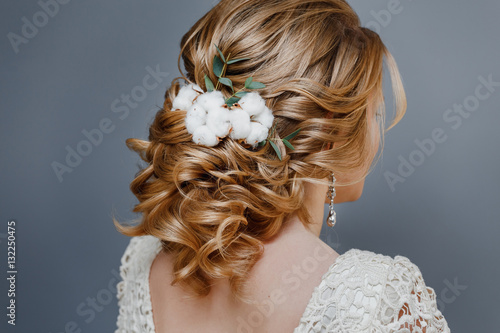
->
115, 235, 450, 332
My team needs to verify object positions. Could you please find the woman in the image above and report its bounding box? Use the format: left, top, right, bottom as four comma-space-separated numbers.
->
114, 0, 450, 332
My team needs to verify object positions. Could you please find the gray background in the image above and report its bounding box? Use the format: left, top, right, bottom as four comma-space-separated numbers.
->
1, 0, 498, 332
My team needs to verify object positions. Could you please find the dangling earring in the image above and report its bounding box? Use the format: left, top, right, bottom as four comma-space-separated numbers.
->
327, 172, 337, 227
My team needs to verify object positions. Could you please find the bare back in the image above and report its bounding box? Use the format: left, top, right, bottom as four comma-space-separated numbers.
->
149, 222, 339, 333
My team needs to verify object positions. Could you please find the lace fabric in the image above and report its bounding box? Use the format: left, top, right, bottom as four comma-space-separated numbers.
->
115, 236, 161, 333
115, 235, 450, 333
293, 249, 450, 333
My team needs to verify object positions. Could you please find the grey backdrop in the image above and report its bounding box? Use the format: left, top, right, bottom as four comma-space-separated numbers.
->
1, 0, 498, 332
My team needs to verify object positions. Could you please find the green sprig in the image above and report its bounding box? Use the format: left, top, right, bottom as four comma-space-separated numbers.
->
258, 128, 302, 161
206, 45, 266, 107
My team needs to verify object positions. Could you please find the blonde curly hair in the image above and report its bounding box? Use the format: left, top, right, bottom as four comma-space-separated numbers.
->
114, 0, 406, 303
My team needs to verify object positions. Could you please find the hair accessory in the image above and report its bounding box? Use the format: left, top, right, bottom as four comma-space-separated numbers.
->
326, 172, 337, 227
171, 44, 300, 160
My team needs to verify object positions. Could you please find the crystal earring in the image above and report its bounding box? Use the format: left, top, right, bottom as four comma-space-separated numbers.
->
327, 172, 337, 227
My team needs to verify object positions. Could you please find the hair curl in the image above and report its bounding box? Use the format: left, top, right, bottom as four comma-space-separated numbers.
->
114, 0, 406, 303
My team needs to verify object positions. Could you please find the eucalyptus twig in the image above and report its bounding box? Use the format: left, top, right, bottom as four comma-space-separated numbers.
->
206, 45, 261, 107
258, 125, 302, 161
215, 52, 231, 90
225, 87, 246, 102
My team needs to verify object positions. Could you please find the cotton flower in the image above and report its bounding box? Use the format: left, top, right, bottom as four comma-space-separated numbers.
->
185, 103, 207, 134
246, 122, 269, 146
228, 109, 252, 140
172, 84, 202, 111
238, 92, 266, 116
253, 106, 274, 128
191, 84, 203, 93
176, 86, 273, 147
192, 125, 219, 147
206, 106, 231, 138
196, 91, 225, 111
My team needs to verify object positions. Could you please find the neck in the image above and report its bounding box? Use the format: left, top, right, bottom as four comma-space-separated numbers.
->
280, 180, 329, 238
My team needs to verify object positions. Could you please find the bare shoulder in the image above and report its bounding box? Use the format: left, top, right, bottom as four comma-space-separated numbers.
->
239, 226, 340, 332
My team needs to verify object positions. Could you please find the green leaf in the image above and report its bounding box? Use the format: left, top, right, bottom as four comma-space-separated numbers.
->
269, 140, 282, 161
204, 75, 214, 92
244, 77, 253, 89
283, 128, 301, 141
248, 81, 266, 89
235, 91, 248, 98
269, 123, 277, 137
282, 139, 295, 150
227, 58, 250, 65
225, 96, 240, 107
214, 44, 226, 63
213, 55, 224, 77
258, 140, 267, 147
218, 77, 233, 91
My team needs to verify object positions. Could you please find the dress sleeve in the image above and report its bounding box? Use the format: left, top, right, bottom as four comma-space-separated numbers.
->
115, 236, 159, 333
115, 237, 141, 333
382, 255, 451, 333
293, 249, 451, 333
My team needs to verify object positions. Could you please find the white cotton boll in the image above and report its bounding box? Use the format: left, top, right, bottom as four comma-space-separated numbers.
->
172, 94, 192, 111
238, 92, 266, 116
246, 122, 269, 146
206, 106, 231, 138
192, 125, 219, 147
253, 106, 274, 129
196, 91, 225, 111
192, 84, 203, 93
228, 109, 252, 140
184, 83, 202, 99
185, 115, 205, 135
172, 84, 201, 111
185, 103, 207, 134
187, 103, 207, 119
